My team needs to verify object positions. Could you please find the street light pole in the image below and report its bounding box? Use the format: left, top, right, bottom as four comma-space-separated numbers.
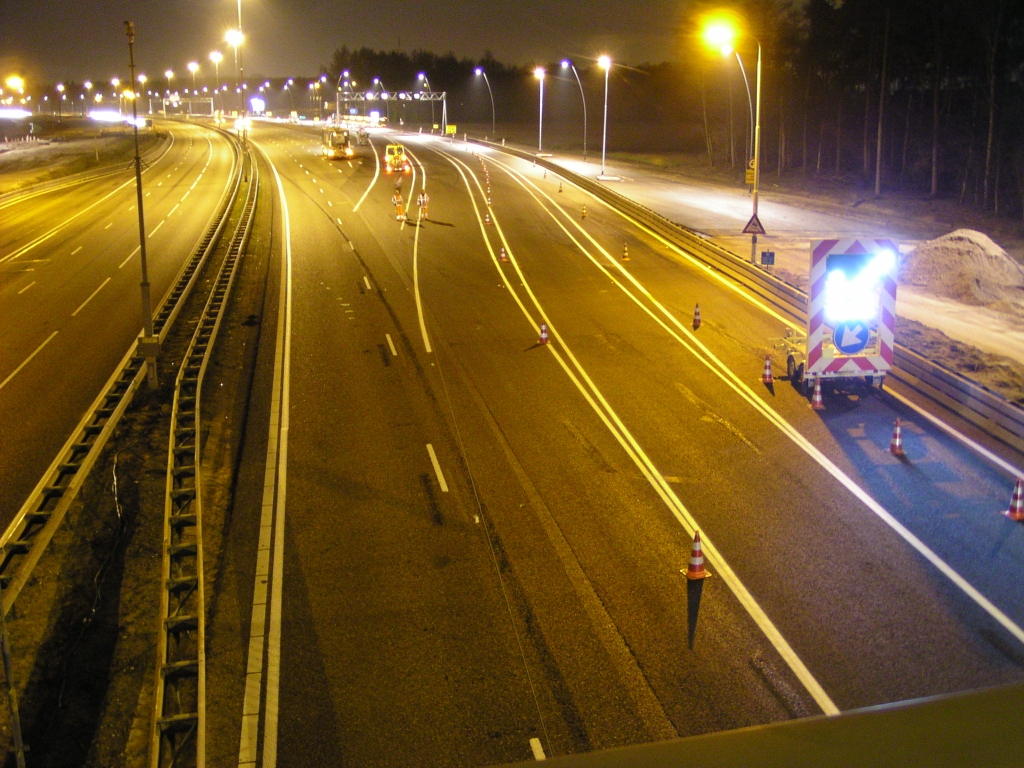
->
751, 40, 762, 264
704, 19, 763, 264
125, 21, 158, 390
534, 67, 545, 153
561, 61, 587, 160
598, 56, 611, 176
475, 68, 495, 137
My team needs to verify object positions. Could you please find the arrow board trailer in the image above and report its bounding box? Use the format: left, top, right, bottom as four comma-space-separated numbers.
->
778, 238, 899, 393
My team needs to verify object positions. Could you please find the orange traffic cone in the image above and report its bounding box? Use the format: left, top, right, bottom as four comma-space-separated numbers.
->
762, 354, 773, 385
538, 323, 550, 345
581, 205, 588, 220
544, 169, 547, 179
890, 418, 905, 457
692, 303, 701, 330
811, 378, 825, 410
1005, 478, 1024, 521
559, 182, 563, 193
683, 531, 710, 580
622, 244, 630, 261
484, 211, 492, 225
499, 246, 509, 263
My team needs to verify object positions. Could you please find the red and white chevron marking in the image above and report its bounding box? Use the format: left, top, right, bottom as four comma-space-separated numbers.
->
807, 238, 898, 377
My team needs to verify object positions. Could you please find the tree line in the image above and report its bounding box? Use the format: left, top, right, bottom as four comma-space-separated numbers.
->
326, 0, 1024, 216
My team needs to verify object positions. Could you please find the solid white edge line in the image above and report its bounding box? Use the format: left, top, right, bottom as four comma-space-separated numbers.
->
408, 155, 432, 354
385, 333, 398, 356
352, 136, 380, 212
71, 277, 111, 317
262, 140, 292, 768
0, 331, 58, 391
426, 443, 449, 492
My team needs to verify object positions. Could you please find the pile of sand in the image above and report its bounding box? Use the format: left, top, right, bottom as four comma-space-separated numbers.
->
901, 229, 1024, 308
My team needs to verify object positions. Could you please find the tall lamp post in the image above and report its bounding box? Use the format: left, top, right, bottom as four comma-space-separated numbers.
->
225, 29, 244, 113
209, 51, 222, 112
474, 67, 495, 137
417, 73, 435, 128
704, 17, 762, 264
533, 67, 545, 154
125, 22, 159, 390
188, 62, 198, 91
55, 83, 64, 121
597, 55, 615, 179
335, 69, 349, 121
561, 60, 587, 160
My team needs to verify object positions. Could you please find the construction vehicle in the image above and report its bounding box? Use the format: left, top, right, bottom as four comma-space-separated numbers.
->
322, 127, 354, 159
778, 238, 899, 393
385, 143, 411, 174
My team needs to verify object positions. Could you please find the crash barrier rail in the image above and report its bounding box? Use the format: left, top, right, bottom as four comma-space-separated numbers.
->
150, 147, 257, 768
0, 127, 243, 616
0, 128, 175, 211
474, 139, 1024, 455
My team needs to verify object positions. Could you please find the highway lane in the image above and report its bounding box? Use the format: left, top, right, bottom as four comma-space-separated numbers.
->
0, 118, 236, 527
423, 138, 1024, 700
228, 123, 837, 768
230, 124, 1024, 767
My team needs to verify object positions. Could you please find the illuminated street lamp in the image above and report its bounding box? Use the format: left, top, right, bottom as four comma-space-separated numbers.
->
5, 75, 25, 94
418, 72, 436, 127
55, 83, 65, 120
597, 56, 614, 178
225, 29, 244, 112
474, 67, 495, 137
188, 61, 199, 91
703, 15, 762, 263
561, 60, 588, 160
534, 67, 545, 153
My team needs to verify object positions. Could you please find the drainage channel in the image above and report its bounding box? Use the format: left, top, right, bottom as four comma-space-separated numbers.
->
148, 149, 258, 768
0, 132, 244, 616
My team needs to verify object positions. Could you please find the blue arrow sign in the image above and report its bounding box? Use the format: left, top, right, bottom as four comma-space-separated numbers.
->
833, 321, 870, 355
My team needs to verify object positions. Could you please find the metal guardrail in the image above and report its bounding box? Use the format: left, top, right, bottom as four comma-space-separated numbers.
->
150, 148, 257, 768
476, 139, 1024, 455
0, 128, 243, 616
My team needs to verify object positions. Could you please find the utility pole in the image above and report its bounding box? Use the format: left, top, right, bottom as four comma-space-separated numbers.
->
126, 21, 159, 389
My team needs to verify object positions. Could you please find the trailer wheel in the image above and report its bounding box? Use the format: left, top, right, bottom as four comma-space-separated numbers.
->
787, 354, 796, 380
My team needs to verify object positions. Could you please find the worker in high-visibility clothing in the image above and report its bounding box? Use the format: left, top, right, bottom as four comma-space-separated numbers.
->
417, 191, 429, 220
391, 191, 406, 221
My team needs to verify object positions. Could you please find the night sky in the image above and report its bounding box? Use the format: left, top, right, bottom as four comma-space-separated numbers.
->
1, 0, 684, 84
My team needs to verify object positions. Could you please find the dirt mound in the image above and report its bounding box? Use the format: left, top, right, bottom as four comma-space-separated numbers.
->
901, 229, 1024, 307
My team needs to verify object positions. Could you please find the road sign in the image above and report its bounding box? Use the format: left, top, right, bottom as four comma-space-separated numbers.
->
760, 250, 775, 266
745, 158, 756, 185
445, 124, 456, 135
743, 213, 766, 235
806, 238, 899, 378
833, 320, 870, 355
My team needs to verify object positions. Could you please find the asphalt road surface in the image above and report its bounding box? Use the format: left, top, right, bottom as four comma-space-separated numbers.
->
218, 123, 1024, 768
0, 119, 237, 528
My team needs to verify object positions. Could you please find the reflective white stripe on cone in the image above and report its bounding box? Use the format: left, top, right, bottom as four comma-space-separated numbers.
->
1005, 477, 1024, 521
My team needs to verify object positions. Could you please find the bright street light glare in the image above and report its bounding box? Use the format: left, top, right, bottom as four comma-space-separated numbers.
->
188, 62, 199, 73
225, 29, 244, 47
560, 60, 570, 69
209, 50, 223, 64
533, 67, 545, 79
475, 68, 482, 75
5, 75, 25, 93
138, 74, 147, 84
598, 55, 611, 70
111, 77, 120, 87
702, 19, 737, 55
